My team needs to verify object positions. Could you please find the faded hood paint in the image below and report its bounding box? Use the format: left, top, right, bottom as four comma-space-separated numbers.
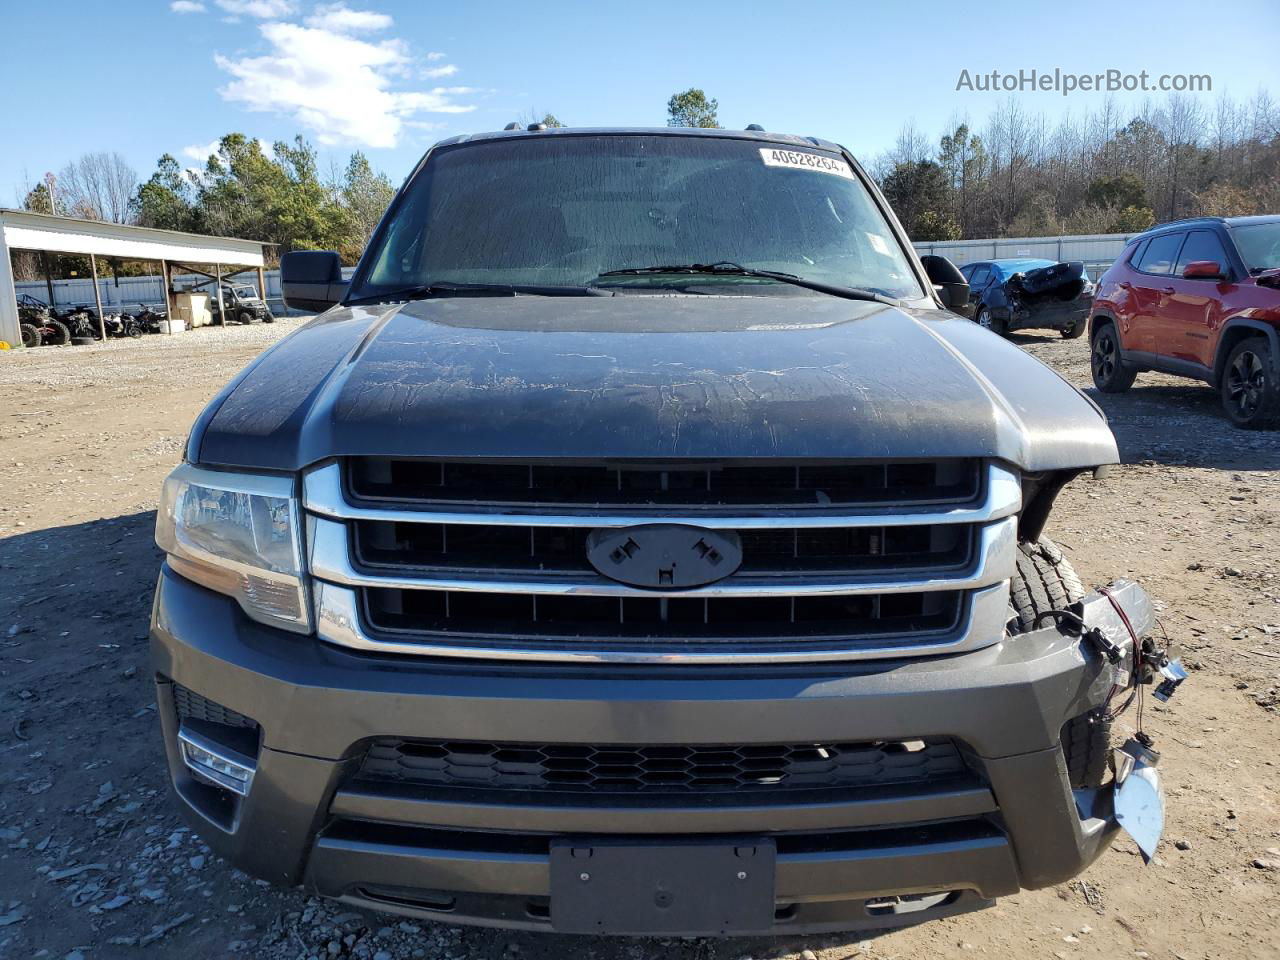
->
192, 295, 1118, 472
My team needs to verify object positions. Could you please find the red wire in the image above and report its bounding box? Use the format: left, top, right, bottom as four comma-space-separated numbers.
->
1097, 586, 1145, 731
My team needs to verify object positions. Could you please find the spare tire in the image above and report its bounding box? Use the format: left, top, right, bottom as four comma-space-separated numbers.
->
20, 323, 42, 348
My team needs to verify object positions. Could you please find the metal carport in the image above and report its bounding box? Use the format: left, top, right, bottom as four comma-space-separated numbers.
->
0, 209, 269, 348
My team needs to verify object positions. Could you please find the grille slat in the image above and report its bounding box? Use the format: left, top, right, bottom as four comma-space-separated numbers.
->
348, 458, 981, 510
358, 737, 969, 795
351, 520, 971, 578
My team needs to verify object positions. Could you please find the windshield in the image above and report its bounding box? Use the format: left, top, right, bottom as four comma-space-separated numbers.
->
1230, 222, 1280, 273
233, 286, 257, 299
354, 135, 924, 300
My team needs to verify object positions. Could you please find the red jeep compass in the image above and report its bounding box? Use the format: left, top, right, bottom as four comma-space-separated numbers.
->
1089, 215, 1280, 428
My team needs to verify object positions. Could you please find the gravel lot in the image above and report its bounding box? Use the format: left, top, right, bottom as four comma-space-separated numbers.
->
0, 319, 1277, 960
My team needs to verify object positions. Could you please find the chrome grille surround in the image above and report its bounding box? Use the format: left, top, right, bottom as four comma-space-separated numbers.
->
305, 459, 1019, 663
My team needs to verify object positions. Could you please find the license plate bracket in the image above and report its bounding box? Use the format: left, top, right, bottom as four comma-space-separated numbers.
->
549, 837, 776, 935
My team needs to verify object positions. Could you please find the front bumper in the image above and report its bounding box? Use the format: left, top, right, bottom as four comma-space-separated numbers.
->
151, 566, 1152, 935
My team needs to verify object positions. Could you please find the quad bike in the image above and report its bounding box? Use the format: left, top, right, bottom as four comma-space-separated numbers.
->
103, 312, 144, 339
134, 303, 168, 334
63, 309, 100, 345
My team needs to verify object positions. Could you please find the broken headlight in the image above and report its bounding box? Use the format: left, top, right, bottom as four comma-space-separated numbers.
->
156, 464, 309, 633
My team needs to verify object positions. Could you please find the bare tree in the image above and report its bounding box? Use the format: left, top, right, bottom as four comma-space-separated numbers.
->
56, 152, 139, 223
984, 98, 1033, 233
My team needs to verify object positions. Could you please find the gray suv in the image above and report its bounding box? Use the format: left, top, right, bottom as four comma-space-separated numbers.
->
151, 127, 1163, 936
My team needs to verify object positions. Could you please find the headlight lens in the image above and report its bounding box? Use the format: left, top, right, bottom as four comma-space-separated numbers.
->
156, 464, 310, 632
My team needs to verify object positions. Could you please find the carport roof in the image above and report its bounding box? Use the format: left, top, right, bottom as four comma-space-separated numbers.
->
0, 208, 269, 267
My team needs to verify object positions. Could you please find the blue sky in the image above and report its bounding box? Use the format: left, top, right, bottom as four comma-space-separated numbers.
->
2, 0, 1277, 203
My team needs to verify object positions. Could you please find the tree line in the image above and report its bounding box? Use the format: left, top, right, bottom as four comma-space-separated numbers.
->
873, 91, 1280, 240
15, 135, 396, 280
18, 87, 1272, 281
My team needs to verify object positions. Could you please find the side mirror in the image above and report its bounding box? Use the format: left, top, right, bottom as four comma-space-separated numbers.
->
919, 255, 971, 315
1182, 260, 1225, 280
281, 250, 348, 312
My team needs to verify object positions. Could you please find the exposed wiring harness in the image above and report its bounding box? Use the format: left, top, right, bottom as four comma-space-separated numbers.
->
1036, 592, 1154, 741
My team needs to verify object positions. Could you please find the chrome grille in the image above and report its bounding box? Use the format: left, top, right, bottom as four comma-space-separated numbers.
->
306, 457, 1019, 663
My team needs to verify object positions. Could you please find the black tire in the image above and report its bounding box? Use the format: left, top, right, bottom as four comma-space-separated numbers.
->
262, 311, 275, 324
44, 319, 71, 345
1061, 710, 1113, 790
238, 310, 254, 325
1221, 336, 1280, 429
20, 323, 42, 348
1090, 322, 1136, 393
976, 307, 1006, 337
71, 336, 96, 346
1007, 537, 1086, 635
1061, 318, 1087, 339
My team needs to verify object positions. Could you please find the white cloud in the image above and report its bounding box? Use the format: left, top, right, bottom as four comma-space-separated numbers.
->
170, 0, 206, 11
305, 4, 392, 32
214, 21, 474, 148
425, 51, 445, 61
422, 63, 457, 79
182, 139, 223, 162
214, 0, 295, 18
181, 138, 273, 168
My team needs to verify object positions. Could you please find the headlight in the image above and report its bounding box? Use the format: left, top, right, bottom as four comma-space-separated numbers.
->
156, 464, 310, 632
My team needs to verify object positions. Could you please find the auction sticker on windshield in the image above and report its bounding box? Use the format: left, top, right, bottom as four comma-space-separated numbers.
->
759, 147, 854, 180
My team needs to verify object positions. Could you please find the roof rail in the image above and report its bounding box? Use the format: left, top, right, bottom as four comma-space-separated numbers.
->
1152, 216, 1226, 228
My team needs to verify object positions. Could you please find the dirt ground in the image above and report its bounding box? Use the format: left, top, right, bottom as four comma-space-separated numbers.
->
0, 320, 1277, 960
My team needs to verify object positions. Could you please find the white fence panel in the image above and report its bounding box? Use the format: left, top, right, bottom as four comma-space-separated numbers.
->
913, 232, 1139, 279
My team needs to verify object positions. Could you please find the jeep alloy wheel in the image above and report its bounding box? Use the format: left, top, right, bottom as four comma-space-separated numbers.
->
1222, 337, 1280, 429
1090, 324, 1136, 393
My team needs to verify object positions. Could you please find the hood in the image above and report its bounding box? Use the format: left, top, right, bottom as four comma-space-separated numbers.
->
193, 295, 1118, 472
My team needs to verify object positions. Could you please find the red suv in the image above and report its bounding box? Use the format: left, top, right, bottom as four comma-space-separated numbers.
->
1089, 215, 1280, 428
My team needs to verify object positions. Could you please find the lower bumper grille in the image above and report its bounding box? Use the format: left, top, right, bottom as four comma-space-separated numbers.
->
357, 736, 969, 795
364, 588, 962, 642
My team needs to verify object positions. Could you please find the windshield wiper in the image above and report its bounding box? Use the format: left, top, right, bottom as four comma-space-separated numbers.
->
345, 281, 593, 306
592, 261, 898, 304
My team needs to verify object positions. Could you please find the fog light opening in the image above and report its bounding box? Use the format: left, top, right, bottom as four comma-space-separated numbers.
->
178, 725, 257, 797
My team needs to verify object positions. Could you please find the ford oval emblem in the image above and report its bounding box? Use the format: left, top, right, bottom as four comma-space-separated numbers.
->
586, 525, 743, 589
